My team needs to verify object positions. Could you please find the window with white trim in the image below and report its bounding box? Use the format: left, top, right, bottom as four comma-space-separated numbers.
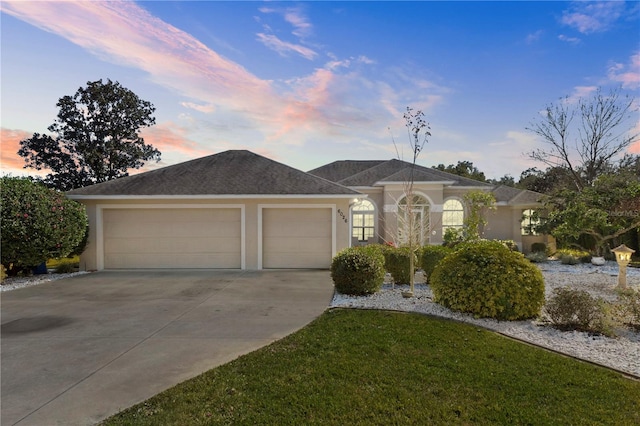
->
352, 200, 376, 242
521, 209, 540, 235
442, 199, 464, 231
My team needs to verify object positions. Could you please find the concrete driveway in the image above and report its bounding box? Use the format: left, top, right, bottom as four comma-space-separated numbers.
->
1, 270, 334, 426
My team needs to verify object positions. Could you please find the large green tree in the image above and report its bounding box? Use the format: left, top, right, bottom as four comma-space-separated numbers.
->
18, 79, 161, 191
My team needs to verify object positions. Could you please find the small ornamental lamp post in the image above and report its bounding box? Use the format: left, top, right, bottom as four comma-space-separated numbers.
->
612, 244, 635, 290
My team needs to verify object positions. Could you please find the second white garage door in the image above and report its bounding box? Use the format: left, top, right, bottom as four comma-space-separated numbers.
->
262, 208, 333, 269
103, 208, 242, 269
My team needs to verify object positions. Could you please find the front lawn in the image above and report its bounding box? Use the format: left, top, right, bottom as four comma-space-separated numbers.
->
103, 309, 640, 425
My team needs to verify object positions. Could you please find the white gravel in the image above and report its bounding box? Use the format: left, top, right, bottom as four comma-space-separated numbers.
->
1, 271, 88, 292
331, 260, 640, 378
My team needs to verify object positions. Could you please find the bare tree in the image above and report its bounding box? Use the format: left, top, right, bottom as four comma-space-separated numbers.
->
390, 107, 431, 297
527, 87, 638, 191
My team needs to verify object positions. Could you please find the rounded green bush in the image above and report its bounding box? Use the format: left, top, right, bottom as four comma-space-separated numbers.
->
430, 240, 545, 320
1, 177, 88, 275
383, 246, 417, 284
420, 245, 453, 281
331, 246, 385, 296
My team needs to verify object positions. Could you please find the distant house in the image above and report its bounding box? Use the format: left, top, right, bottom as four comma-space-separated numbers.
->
67, 150, 550, 271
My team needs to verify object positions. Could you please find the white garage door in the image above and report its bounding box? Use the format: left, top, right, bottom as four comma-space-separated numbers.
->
262, 208, 332, 269
103, 208, 241, 269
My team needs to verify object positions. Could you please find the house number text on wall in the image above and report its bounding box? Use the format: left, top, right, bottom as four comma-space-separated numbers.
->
337, 209, 348, 223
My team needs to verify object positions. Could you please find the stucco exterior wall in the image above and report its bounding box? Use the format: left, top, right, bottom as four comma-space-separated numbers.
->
75, 197, 352, 270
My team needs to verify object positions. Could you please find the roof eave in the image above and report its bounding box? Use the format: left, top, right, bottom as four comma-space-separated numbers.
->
67, 193, 361, 201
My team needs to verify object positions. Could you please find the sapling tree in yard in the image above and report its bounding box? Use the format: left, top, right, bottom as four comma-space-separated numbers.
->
391, 107, 431, 297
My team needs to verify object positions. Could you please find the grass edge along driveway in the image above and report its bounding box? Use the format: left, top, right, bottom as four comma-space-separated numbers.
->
103, 309, 640, 425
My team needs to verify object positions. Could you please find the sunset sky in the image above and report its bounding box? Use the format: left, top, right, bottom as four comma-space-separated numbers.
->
1, 1, 639, 181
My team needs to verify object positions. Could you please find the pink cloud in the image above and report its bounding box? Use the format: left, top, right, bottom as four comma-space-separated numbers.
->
140, 122, 210, 158
608, 51, 640, 90
1, 1, 275, 114
0, 128, 35, 175
561, 1, 625, 34
256, 33, 317, 60
1, 0, 443, 157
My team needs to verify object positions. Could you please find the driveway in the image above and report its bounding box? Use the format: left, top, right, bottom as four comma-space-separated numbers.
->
1, 270, 334, 426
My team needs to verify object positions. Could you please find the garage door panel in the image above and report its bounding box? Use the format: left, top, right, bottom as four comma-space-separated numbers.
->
262, 208, 332, 269
263, 237, 331, 253
105, 237, 241, 254
103, 208, 241, 269
263, 253, 328, 269
105, 253, 240, 269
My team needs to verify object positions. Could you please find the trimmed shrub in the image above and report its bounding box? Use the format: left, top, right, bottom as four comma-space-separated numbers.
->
383, 246, 417, 284
1, 177, 88, 275
619, 290, 640, 330
544, 287, 610, 334
55, 259, 78, 274
496, 239, 519, 252
525, 251, 548, 263
331, 246, 385, 296
430, 240, 545, 320
531, 242, 547, 253
420, 245, 453, 282
556, 248, 591, 264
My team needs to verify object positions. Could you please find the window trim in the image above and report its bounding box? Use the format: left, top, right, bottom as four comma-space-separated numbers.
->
442, 197, 465, 232
351, 199, 376, 243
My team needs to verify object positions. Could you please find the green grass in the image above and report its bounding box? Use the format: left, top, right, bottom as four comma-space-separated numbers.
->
103, 309, 640, 425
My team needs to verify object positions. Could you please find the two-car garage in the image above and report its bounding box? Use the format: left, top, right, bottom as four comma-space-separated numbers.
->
102, 207, 243, 269
98, 205, 335, 270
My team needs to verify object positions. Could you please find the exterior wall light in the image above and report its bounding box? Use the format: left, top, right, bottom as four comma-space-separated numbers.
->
611, 244, 635, 290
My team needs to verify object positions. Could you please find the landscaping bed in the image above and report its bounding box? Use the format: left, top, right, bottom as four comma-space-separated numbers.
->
332, 260, 640, 378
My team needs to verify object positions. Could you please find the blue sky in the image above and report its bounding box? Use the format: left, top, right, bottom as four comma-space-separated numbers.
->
1, 1, 639, 181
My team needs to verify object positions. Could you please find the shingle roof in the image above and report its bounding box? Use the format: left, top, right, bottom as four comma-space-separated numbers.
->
308, 158, 543, 206
309, 159, 492, 187
66, 150, 359, 196
308, 160, 387, 182
492, 185, 542, 205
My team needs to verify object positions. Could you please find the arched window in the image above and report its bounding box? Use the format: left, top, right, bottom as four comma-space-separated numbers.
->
442, 199, 464, 231
397, 194, 430, 245
521, 209, 540, 235
352, 200, 375, 242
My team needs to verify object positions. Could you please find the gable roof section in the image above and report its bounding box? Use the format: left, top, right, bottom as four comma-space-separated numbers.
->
492, 185, 542, 205
308, 160, 387, 183
66, 150, 359, 197
310, 158, 492, 188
